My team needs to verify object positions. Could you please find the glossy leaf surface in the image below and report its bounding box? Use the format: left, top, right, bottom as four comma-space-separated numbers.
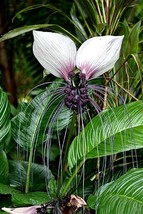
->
0, 183, 49, 206
88, 168, 143, 214
0, 150, 9, 184
68, 101, 143, 170
12, 89, 71, 150
0, 88, 11, 145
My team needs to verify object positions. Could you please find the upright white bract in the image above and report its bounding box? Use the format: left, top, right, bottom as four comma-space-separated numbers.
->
2, 206, 40, 214
33, 31, 77, 81
76, 35, 124, 80
33, 31, 124, 81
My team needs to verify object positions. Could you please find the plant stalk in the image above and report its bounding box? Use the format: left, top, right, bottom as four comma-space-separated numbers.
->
25, 146, 33, 193
62, 160, 84, 197
112, 79, 138, 101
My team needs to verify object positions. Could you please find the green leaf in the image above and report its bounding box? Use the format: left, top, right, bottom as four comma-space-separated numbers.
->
88, 168, 143, 213
74, 0, 97, 36
0, 24, 81, 45
128, 21, 141, 54
0, 150, 9, 184
0, 24, 50, 42
12, 88, 71, 193
70, 4, 88, 41
123, 21, 141, 56
68, 101, 143, 170
12, 4, 56, 21
12, 89, 68, 150
13, 191, 50, 206
0, 88, 11, 145
0, 183, 20, 195
0, 183, 49, 206
9, 160, 53, 191
47, 178, 58, 199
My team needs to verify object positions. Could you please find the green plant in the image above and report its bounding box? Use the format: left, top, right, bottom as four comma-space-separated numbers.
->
0, 0, 143, 213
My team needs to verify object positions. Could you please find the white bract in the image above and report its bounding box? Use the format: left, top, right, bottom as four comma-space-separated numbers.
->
33, 31, 124, 81
2, 206, 40, 214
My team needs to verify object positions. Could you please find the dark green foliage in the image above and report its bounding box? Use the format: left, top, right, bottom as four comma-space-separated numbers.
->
0, 88, 11, 145
68, 101, 143, 170
0, 183, 50, 206
88, 168, 143, 213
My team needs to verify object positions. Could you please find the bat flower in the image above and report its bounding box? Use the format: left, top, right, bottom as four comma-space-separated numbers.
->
33, 31, 123, 114
1, 33, 124, 214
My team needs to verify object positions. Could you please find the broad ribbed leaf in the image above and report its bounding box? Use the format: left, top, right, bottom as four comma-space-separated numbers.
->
13, 191, 50, 206
12, 89, 71, 150
9, 160, 53, 191
0, 183, 49, 206
88, 168, 143, 213
12, 90, 52, 150
0, 150, 9, 184
0, 183, 20, 195
68, 101, 143, 170
0, 88, 11, 144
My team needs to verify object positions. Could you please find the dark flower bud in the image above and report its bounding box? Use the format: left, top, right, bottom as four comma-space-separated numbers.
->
64, 87, 72, 94
68, 95, 74, 101
65, 100, 71, 108
68, 71, 75, 79
80, 87, 87, 94
71, 90, 76, 96
79, 73, 86, 79
81, 94, 88, 99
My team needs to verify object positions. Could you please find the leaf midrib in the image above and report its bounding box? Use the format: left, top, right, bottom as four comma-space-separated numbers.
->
103, 192, 143, 205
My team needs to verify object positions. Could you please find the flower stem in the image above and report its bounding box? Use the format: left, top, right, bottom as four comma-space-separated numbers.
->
62, 160, 84, 197
25, 146, 33, 193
